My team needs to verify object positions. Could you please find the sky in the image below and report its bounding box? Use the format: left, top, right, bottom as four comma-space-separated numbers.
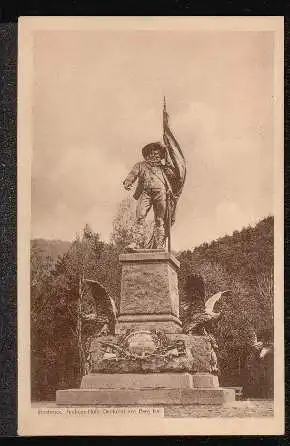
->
31, 30, 274, 250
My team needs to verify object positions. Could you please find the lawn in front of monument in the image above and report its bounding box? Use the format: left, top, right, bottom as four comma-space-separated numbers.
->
33, 399, 273, 418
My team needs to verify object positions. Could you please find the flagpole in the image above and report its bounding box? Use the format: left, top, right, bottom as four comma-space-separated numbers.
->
163, 96, 171, 253
167, 194, 171, 253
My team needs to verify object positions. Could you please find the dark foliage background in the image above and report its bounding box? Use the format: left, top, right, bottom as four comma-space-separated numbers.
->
31, 215, 274, 401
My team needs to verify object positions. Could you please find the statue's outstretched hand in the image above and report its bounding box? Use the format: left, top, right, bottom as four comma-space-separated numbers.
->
123, 181, 132, 191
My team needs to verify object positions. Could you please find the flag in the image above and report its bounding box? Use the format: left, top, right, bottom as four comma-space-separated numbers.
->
163, 98, 187, 227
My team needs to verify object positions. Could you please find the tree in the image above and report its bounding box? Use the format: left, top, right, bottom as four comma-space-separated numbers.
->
49, 224, 120, 382
52, 225, 105, 378
177, 216, 274, 391
111, 197, 153, 249
31, 243, 54, 323
31, 243, 58, 400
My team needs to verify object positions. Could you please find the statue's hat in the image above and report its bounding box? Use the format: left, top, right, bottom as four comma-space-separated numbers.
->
142, 142, 166, 159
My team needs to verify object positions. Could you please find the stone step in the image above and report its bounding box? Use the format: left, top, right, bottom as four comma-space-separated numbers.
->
80, 373, 219, 390
56, 387, 235, 406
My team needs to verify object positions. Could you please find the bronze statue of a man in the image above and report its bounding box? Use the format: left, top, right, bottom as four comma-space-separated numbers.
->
123, 101, 186, 250
123, 142, 175, 249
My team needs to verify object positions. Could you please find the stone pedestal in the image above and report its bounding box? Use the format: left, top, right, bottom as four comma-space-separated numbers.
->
56, 373, 234, 406
56, 251, 235, 406
115, 251, 182, 334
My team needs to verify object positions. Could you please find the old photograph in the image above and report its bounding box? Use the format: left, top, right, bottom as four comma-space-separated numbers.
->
18, 17, 284, 435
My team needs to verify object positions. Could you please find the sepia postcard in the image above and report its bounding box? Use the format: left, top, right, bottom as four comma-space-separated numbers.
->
18, 16, 284, 436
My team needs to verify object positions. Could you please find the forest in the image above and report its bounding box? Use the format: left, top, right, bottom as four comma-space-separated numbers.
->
31, 205, 274, 401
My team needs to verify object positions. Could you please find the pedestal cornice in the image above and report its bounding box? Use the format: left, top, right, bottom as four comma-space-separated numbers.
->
119, 251, 180, 270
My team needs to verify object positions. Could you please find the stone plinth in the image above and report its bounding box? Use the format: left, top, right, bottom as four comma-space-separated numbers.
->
80, 372, 194, 389
115, 251, 182, 334
56, 387, 234, 406
56, 371, 233, 406
80, 372, 219, 390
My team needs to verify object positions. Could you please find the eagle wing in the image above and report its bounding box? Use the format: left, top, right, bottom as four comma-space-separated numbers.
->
83, 279, 117, 330
205, 290, 231, 314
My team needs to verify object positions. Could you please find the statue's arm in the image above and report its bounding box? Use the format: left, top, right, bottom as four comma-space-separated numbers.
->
123, 162, 141, 190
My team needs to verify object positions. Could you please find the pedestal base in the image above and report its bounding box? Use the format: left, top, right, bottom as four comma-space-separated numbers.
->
56, 387, 234, 406
56, 373, 235, 406
80, 372, 219, 390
